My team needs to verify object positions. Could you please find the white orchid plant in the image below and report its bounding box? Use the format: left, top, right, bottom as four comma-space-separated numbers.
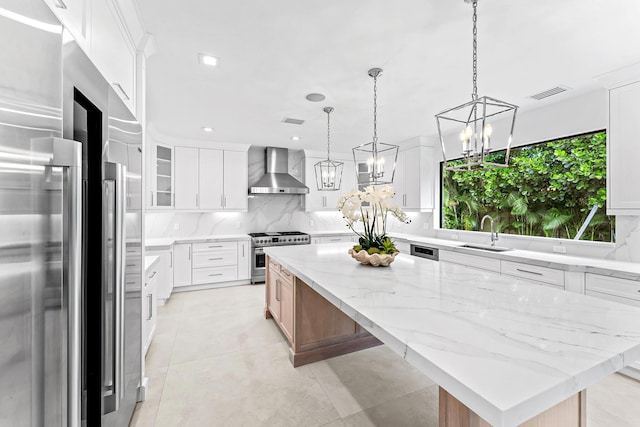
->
337, 185, 411, 254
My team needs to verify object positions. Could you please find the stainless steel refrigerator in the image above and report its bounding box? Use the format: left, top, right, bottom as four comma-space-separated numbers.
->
0, 1, 142, 425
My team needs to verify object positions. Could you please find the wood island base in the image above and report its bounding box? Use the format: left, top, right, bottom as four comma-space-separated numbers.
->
439, 387, 586, 427
265, 256, 382, 367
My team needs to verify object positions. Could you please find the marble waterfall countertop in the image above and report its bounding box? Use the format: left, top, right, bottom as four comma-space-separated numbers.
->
264, 243, 640, 427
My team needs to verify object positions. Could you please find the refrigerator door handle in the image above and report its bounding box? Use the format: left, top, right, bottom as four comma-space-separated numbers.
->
103, 161, 127, 414
31, 137, 83, 427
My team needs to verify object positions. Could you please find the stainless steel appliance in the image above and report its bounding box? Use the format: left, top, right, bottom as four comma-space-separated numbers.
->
0, 2, 142, 425
410, 244, 440, 261
249, 232, 310, 283
63, 40, 143, 426
248, 147, 309, 194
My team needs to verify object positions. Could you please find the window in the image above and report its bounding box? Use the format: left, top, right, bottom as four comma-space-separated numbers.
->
441, 131, 614, 242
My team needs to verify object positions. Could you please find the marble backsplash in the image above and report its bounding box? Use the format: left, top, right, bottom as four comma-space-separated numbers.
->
145, 198, 434, 238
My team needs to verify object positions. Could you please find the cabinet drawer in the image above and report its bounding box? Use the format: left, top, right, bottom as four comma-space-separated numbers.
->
192, 241, 237, 252
269, 257, 280, 270
320, 235, 353, 244
278, 266, 294, 285
501, 261, 565, 287
586, 273, 640, 303
439, 251, 501, 273
192, 250, 237, 268
192, 266, 237, 285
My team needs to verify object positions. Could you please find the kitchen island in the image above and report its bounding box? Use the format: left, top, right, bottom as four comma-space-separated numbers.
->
264, 243, 640, 427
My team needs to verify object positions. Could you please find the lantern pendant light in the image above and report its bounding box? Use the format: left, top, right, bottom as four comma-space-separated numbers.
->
314, 107, 344, 191
353, 68, 398, 185
435, 0, 518, 172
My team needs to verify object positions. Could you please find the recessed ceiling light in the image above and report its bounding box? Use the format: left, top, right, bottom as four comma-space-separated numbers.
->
203, 127, 214, 132
198, 54, 219, 67
291, 136, 301, 141
305, 93, 326, 102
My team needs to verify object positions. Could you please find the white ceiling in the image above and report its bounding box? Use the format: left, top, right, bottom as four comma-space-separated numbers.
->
135, 0, 640, 153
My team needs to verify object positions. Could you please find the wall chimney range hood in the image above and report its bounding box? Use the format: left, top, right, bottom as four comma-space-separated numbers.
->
249, 147, 309, 194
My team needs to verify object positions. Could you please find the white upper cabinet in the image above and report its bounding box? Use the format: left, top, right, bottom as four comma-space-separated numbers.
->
45, 0, 143, 116
198, 148, 224, 210
90, 0, 136, 111
304, 153, 355, 212
175, 146, 199, 209
172, 145, 248, 211
391, 141, 436, 211
223, 150, 248, 211
608, 81, 640, 214
149, 142, 174, 208
44, 0, 91, 51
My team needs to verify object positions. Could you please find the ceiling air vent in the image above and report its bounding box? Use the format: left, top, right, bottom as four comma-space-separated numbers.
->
528, 86, 570, 101
281, 117, 305, 125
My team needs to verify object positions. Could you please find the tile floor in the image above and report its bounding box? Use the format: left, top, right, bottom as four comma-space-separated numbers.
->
130, 285, 640, 427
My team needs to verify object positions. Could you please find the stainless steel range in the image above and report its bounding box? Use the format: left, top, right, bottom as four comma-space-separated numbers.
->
249, 231, 310, 283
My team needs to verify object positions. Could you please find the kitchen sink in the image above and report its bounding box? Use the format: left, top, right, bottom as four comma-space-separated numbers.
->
460, 243, 512, 252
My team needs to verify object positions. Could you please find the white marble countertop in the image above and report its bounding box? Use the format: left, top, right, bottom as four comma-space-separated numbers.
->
145, 234, 250, 249
144, 255, 160, 272
388, 233, 640, 280
264, 243, 640, 427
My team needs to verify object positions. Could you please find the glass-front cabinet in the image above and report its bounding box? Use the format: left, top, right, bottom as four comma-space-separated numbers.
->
150, 143, 174, 208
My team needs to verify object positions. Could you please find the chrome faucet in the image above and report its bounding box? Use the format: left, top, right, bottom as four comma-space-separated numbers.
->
480, 215, 498, 246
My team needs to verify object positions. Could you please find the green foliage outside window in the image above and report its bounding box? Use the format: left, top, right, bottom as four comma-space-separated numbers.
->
442, 131, 615, 242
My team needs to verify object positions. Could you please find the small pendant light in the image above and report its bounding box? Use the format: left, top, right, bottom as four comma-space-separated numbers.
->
435, 0, 518, 172
353, 68, 399, 185
314, 107, 344, 191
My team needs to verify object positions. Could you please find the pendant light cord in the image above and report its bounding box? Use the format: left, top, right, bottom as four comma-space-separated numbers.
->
326, 108, 331, 161
472, 0, 478, 100
373, 73, 378, 144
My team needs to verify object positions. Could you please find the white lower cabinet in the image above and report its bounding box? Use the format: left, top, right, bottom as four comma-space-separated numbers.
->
319, 235, 355, 244
585, 273, 640, 303
173, 243, 192, 288
237, 240, 250, 280
191, 242, 238, 285
143, 262, 159, 354
172, 240, 251, 289
500, 260, 565, 289
394, 239, 411, 254
439, 250, 501, 273
146, 246, 174, 303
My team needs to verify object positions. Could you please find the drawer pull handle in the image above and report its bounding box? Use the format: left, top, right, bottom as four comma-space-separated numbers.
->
281, 270, 290, 277
209, 245, 223, 248
208, 273, 224, 277
149, 271, 158, 279
208, 257, 223, 261
516, 268, 543, 276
